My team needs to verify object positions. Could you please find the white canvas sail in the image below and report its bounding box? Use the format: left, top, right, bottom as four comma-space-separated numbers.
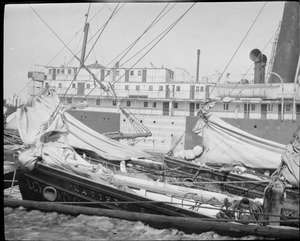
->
193, 111, 286, 169
13, 89, 151, 161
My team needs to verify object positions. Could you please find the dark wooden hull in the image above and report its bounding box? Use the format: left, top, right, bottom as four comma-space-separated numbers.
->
164, 155, 271, 199
17, 163, 208, 218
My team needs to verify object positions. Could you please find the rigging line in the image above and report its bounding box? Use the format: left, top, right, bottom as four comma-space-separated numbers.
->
89, 4, 124, 73
83, 4, 124, 62
88, 5, 106, 22
82, 3, 183, 99
29, 5, 87, 109
232, 23, 299, 98
227, 28, 278, 96
77, 4, 125, 98
29, 5, 81, 65
45, 5, 93, 113
84, 3, 122, 63
13, 28, 82, 99
111, 3, 196, 88
14, 5, 107, 100
84, 2, 176, 98
63, 5, 116, 67
87, 2, 186, 98
29, 4, 110, 109
85, 3, 91, 24
82, 3, 175, 99
228, 26, 278, 77
209, 2, 267, 96
87, 24, 98, 62
118, 5, 179, 68
106, 2, 175, 69
119, 106, 150, 133
51, 70, 81, 117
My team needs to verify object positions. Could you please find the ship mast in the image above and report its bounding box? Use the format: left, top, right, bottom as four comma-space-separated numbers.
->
266, 21, 281, 82
77, 12, 108, 91
76, 10, 151, 139
79, 13, 90, 69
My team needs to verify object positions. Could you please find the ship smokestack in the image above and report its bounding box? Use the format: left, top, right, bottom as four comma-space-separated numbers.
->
270, 2, 299, 83
250, 48, 267, 84
196, 49, 200, 82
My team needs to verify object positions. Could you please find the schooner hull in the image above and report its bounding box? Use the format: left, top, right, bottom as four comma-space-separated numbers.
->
17, 163, 209, 218
164, 155, 269, 199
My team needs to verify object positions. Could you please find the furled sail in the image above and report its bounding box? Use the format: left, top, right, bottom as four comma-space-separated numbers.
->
192, 103, 286, 169
17, 111, 114, 184
12, 89, 151, 161
271, 126, 300, 187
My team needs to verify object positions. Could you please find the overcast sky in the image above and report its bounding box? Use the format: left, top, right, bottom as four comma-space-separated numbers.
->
3, 1, 285, 101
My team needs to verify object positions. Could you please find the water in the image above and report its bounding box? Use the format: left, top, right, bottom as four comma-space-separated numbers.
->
4, 186, 265, 240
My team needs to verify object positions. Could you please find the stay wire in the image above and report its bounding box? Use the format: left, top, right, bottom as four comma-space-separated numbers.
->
227, 28, 278, 96
82, 3, 175, 99
231, 22, 299, 98
84, 3, 123, 63
112, 3, 197, 88
107, 2, 174, 69
209, 2, 267, 96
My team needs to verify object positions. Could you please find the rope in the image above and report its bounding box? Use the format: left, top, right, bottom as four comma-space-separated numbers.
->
209, 2, 267, 95
231, 22, 299, 98
170, 180, 269, 185
166, 131, 185, 156
83, 2, 177, 99
84, 3, 122, 63
217, 197, 265, 224
118, 106, 151, 136
110, 3, 196, 88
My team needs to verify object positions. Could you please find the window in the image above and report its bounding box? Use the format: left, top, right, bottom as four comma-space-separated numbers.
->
223, 103, 229, 110
125, 85, 129, 90
112, 100, 117, 106
130, 70, 134, 76
67, 97, 72, 104
96, 99, 101, 105
196, 86, 200, 92
159, 86, 163, 91
149, 86, 153, 91
196, 103, 200, 109
173, 102, 178, 109
176, 86, 180, 91
169, 71, 173, 78
61, 69, 65, 74
138, 70, 142, 76
58, 83, 62, 88
251, 104, 255, 111
116, 70, 120, 76
286, 104, 291, 111
144, 102, 148, 107
87, 84, 90, 89
72, 83, 76, 88
200, 86, 204, 92
153, 102, 156, 108
57, 69, 60, 75
106, 70, 111, 75
48, 69, 52, 74
68, 69, 72, 74
136, 85, 140, 91
268, 103, 273, 111
126, 101, 131, 107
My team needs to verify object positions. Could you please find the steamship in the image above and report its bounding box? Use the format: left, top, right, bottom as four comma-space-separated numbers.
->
21, 2, 299, 154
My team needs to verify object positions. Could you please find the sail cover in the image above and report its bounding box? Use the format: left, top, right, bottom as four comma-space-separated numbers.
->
192, 112, 286, 169
12, 89, 151, 161
272, 127, 300, 187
